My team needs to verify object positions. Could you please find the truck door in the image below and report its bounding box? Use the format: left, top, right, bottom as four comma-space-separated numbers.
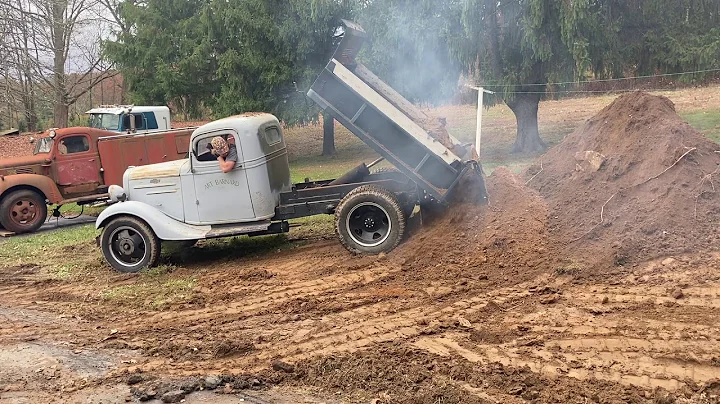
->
54, 134, 102, 194
191, 132, 256, 224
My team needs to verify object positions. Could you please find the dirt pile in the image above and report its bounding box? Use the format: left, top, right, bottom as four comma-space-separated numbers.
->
0, 134, 36, 159
527, 91, 720, 266
390, 168, 560, 287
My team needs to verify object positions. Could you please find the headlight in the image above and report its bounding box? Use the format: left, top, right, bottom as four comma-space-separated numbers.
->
109, 185, 127, 202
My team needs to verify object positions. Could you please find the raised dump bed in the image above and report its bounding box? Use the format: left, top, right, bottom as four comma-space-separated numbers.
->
308, 20, 475, 202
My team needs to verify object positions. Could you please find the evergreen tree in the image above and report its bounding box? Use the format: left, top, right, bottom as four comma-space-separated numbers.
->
105, 0, 217, 119
207, 0, 353, 125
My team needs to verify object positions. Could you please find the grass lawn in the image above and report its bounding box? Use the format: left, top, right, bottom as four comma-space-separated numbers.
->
681, 111, 720, 143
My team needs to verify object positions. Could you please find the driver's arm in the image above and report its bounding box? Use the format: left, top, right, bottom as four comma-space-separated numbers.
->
217, 156, 235, 173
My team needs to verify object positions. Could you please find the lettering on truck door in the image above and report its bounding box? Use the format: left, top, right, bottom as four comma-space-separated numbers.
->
54, 133, 102, 195
191, 132, 255, 223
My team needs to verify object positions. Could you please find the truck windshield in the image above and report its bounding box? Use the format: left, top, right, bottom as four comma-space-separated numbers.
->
33, 137, 53, 154
88, 113, 120, 131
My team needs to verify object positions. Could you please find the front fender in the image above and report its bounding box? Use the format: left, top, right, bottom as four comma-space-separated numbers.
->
96, 201, 211, 241
0, 174, 63, 203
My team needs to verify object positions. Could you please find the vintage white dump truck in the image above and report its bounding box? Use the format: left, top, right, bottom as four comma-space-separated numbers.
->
96, 21, 486, 273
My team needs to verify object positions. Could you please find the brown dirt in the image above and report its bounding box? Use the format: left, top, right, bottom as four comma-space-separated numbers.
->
0, 134, 38, 159
384, 168, 560, 290
288, 344, 668, 404
526, 91, 720, 270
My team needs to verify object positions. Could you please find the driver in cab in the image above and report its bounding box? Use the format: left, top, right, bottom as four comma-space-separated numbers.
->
210, 136, 238, 173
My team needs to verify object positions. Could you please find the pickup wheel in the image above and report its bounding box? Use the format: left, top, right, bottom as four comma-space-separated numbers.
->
101, 217, 161, 273
335, 185, 406, 255
0, 190, 47, 234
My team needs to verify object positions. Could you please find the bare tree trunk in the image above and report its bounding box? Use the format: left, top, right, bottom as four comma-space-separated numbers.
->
322, 112, 335, 156
507, 93, 546, 153
24, 95, 37, 131
52, 0, 69, 128
120, 75, 128, 104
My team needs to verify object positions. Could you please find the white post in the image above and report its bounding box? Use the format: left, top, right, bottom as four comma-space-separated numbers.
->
465, 85, 494, 159
476, 88, 484, 157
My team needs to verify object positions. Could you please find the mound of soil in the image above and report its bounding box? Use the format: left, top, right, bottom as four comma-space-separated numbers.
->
527, 91, 720, 267
390, 168, 560, 287
0, 135, 36, 159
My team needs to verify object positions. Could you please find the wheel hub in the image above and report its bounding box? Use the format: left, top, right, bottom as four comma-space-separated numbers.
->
347, 202, 392, 248
10, 200, 37, 224
118, 238, 135, 256
108, 227, 148, 267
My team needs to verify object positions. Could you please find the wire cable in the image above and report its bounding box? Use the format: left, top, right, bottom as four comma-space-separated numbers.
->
476, 68, 720, 89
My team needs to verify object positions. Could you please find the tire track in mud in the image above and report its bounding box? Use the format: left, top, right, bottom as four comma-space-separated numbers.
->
522, 306, 720, 340
413, 280, 720, 392
413, 335, 716, 391
263, 276, 565, 363
131, 275, 562, 375
125, 265, 401, 330
569, 284, 720, 308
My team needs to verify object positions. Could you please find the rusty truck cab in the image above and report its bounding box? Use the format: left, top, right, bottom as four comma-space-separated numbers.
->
40, 128, 108, 198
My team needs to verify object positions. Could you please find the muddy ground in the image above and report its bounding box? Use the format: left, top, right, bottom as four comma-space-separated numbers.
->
2, 92, 720, 403
2, 225, 719, 403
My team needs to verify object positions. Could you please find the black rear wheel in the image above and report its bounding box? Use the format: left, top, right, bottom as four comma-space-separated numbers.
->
335, 186, 406, 255
101, 217, 161, 273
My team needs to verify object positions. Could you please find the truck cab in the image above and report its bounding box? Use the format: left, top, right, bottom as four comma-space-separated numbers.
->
118, 113, 291, 225
86, 105, 171, 134
96, 113, 294, 272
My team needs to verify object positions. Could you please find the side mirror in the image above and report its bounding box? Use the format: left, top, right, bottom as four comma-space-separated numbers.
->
29, 137, 35, 144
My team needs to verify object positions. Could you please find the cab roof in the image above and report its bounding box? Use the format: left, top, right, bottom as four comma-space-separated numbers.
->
48, 126, 130, 141
85, 105, 170, 115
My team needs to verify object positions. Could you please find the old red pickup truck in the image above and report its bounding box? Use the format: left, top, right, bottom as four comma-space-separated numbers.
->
0, 126, 193, 234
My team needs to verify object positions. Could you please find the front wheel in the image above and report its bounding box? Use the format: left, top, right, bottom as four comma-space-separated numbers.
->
101, 217, 161, 273
335, 186, 406, 255
0, 190, 48, 234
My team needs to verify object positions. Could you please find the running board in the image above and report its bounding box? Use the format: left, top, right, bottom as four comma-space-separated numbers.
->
206, 221, 288, 239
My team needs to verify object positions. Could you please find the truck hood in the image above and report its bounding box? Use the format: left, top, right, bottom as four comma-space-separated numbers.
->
128, 159, 189, 180
0, 154, 50, 170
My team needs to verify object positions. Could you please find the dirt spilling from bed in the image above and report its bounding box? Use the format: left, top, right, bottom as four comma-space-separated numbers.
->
386, 168, 562, 289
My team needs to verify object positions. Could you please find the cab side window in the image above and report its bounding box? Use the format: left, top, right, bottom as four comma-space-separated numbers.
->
194, 134, 235, 162
58, 135, 90, 155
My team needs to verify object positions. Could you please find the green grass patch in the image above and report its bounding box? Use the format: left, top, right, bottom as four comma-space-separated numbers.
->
682, 111, 720, 143
0, 224, 96, 262
289, 144, 377, 183
101, 277, 196, 309
0, 224, 103, 279
289, 215, 335, 241
55, 202, 105, 218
